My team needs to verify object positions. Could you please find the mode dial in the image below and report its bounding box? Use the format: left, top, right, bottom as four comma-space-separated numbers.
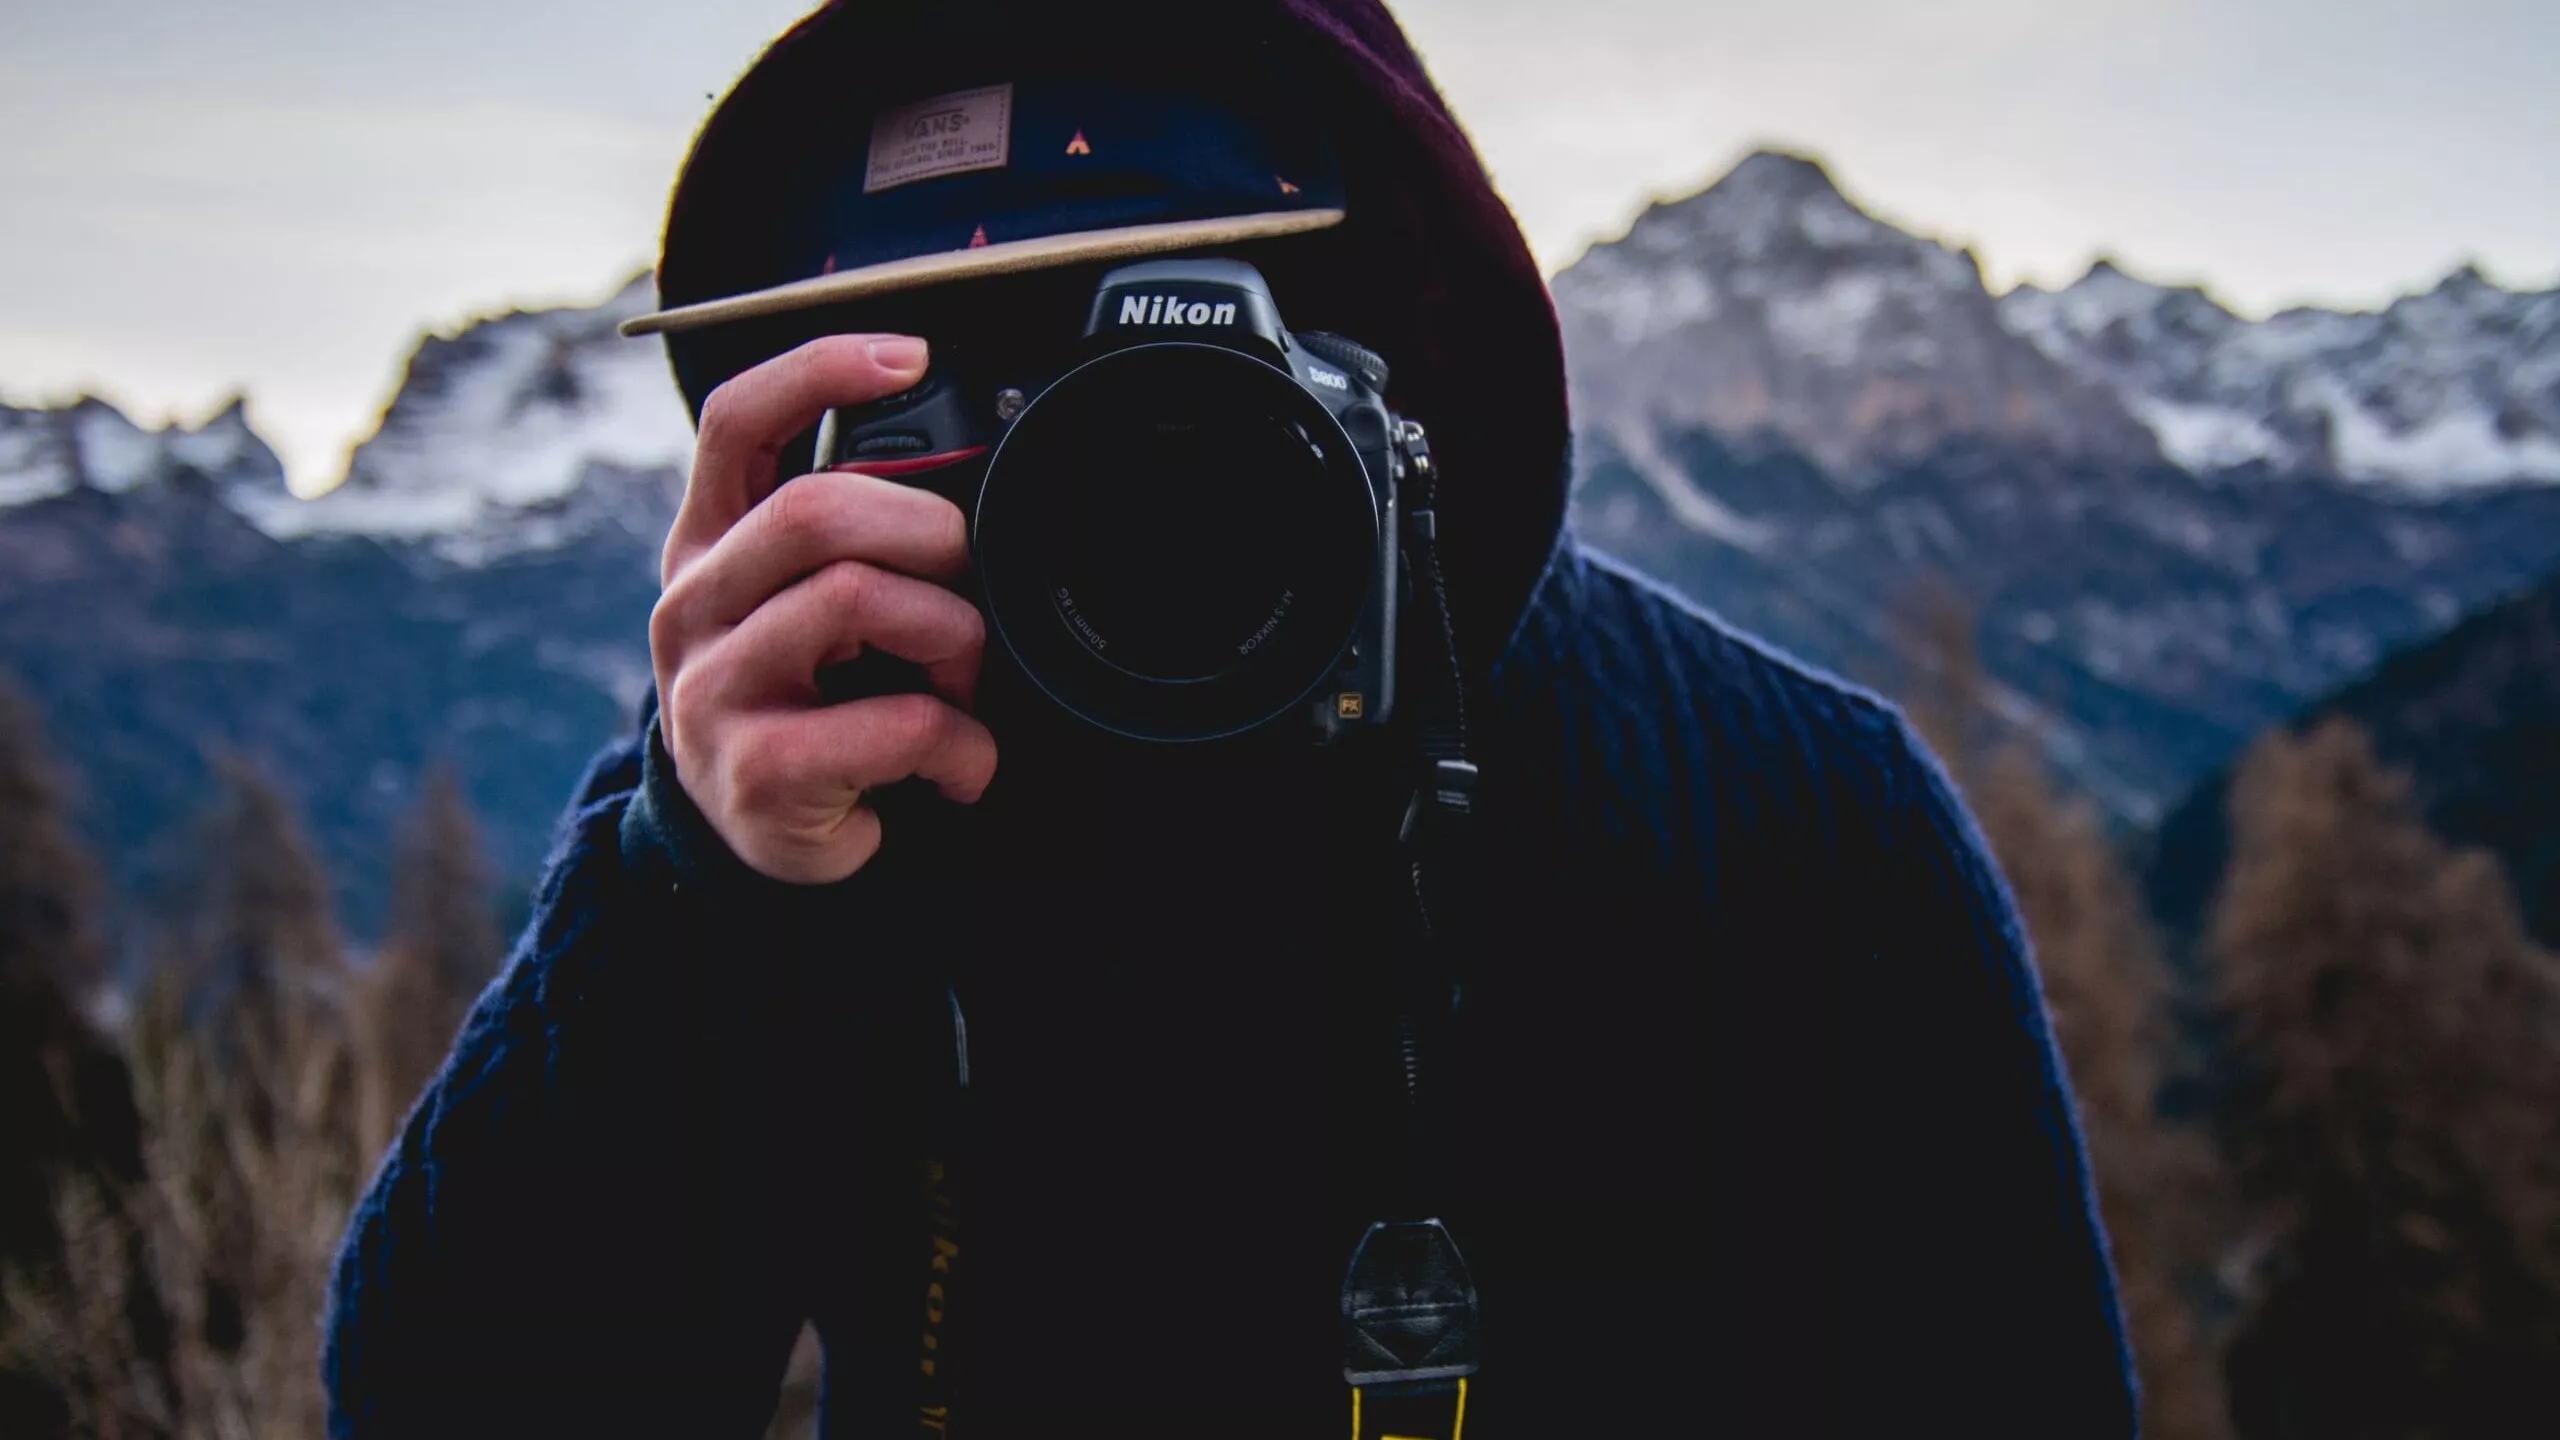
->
1294, 331, 1390, 395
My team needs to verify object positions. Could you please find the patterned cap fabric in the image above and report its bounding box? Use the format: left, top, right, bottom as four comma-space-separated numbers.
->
621, 66, 1345, 335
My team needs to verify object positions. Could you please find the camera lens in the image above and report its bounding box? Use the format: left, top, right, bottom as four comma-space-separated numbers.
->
975, 344, 1378, 741
1046, 399, 1317, 683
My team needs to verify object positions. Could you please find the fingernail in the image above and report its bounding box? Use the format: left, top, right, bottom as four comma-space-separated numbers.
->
868, 336, 928, 373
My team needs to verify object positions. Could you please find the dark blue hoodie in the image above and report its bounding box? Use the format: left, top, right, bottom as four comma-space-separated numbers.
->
324, 3, 2136, 1435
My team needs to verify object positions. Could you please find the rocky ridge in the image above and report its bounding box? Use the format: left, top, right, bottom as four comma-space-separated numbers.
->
1554, 150, 2560, 816
6, 149, 2559, 926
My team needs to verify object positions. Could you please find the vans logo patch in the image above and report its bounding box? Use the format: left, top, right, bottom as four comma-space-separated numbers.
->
865, 84, 1013, 193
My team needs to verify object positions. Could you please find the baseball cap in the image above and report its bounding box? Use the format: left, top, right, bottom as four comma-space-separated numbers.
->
619, 68, 1346, 338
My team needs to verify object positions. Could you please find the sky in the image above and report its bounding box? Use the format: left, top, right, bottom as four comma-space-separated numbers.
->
2, 0, 2554, 494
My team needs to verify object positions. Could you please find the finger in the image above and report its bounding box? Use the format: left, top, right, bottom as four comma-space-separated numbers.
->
665, 334, 930, 578
660, 469, 970, 636
695, 559, 986, 711
767, 803, 886, 886
730, 693, 999, 814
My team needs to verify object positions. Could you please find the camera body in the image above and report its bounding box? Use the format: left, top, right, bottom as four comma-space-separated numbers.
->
815, 259, 1414, 745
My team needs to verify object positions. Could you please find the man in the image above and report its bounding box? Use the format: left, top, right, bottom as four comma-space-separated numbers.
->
325, 2, 2136, 1435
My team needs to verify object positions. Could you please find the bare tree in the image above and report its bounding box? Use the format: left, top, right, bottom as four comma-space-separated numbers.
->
353, 765, 501, 1159
0, 677, 155, 1437
173, 759, 345, 1025
1897, 588, 2236, 1440
2213, 718, 2560, 1439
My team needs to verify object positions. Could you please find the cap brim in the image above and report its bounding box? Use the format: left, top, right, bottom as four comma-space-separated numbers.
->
619, 207, 1346, 338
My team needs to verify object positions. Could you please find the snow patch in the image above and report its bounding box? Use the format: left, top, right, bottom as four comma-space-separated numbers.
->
1607, 421, 1782, 554
72, 404, 164, 493
2001, 257, 2560, 492
1769, 271, 1890, 366
166, 403, 262, 477
2221, 308, 2366, 371
0, 397, 288, 511
2133, 397, 2285, 472
0, 410, 76, 507
2319, 381, 2560, 491
1553, 257, 1718, 348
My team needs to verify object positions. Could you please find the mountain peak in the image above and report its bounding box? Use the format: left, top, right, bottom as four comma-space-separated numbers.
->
1997, 247, 2560, 488
1592, 145, 1934, 285
0, 394, 287, 514
2415, 261, 2518, 313
2036, 256, 2187, 320
1712, 148, 1844, 204
5, 273, 688, 565
271, 278, 692, 563
1641, 147, 1865, 238
2438, 260, 2496, 291
1553, 147, 2155, 479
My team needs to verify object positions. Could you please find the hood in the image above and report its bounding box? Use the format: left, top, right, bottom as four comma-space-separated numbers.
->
649, 0, 1570, 681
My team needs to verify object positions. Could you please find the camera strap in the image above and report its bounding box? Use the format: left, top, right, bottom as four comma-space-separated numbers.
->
1341, 426, 1484, 1440
893, 434, 1482, 1440
912, 985, 969, 1437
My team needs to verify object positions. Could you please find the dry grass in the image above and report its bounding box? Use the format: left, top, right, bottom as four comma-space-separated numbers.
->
3, 965, 364, 1440
0, 755, 478, 1440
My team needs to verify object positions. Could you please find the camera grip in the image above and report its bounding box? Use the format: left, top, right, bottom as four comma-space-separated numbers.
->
808, 390, 992, 858
808, 390, 989, 711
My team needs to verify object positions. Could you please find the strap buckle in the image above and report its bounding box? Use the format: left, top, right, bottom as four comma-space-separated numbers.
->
1428, 758, 1477, 817
1344, 1219, 1479, 1439
1400, 759, 1479, 846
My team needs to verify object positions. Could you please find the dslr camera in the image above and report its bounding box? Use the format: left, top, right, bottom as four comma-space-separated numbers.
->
814, 259, 1424, 744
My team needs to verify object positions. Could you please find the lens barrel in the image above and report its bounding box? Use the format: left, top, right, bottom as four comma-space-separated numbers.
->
974, 342, 1379, 742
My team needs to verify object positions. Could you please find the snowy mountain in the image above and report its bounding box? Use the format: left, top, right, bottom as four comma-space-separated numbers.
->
1558, 150, 2560, 496
1554, 151, 2159, 485
5, 147, 2559, 929
1555, 150, 2560, 816
0, 280, 680, 938
0, 395, 285, 515
1573, 425, 2560, 818
271, 273, 692, 564
2002, 261, 2560, 492
0, 274, 689, 565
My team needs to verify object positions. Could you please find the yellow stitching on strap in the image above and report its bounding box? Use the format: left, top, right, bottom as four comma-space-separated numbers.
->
1355, 1376, 1468, 1440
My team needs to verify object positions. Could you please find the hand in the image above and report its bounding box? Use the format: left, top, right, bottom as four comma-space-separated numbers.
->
649, 335, 998, 884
